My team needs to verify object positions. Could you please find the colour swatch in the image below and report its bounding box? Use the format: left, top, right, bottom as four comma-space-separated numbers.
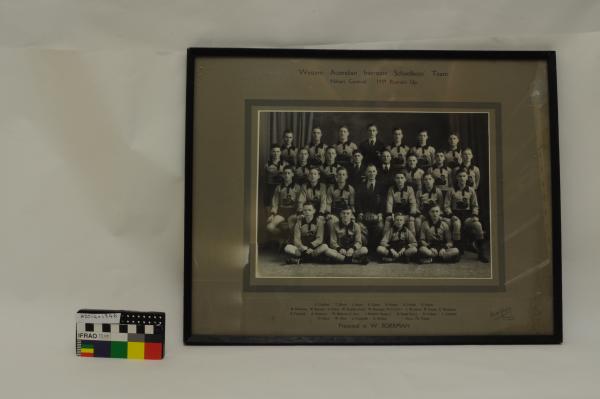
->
76, 310, 165, 360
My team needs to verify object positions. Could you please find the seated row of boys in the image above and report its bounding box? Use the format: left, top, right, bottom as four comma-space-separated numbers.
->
283, 203, 460, 265
266, 162, 489, 264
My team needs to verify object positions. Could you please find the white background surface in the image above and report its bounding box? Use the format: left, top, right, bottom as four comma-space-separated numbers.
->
1, 1, 599, 398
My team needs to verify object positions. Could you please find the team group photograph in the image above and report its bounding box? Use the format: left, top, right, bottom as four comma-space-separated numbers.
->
257, 111, 491, 272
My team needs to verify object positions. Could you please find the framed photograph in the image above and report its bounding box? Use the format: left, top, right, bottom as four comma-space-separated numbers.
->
184, 48, 561, 344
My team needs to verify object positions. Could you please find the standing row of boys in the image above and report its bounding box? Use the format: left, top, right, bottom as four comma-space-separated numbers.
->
264, 124, 489, 265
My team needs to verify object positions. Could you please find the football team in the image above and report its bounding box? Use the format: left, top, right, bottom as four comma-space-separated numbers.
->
263, 124, 489, 265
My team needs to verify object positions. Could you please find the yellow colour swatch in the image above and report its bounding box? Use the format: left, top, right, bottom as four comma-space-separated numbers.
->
127, 342, 144, 359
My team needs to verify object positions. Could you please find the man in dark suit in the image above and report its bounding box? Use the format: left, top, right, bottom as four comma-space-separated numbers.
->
377, 149, 399, 191
348, 149, 367, 187
356, 164, 386, 251
358, 123, 387, 166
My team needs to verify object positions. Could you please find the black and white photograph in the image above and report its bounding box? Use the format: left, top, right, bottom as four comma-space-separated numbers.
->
256, 109, 492, 280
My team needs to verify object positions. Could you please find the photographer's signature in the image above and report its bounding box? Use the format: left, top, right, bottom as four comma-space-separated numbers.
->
490, 306, 515, 321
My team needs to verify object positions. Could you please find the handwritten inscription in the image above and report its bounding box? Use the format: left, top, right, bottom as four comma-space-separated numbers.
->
489, 306, 515, 321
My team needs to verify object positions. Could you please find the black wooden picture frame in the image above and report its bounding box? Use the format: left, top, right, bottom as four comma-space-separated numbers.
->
184, 48, 562, 345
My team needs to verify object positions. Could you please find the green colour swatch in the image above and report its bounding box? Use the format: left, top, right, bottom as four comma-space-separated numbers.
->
110, 341, 127, 358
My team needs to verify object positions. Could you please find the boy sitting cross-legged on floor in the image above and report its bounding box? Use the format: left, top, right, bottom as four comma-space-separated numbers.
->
325, 206, 369, 265
283, 203, 329, 264
418, 205, 460, 264
377, 213, 418, 263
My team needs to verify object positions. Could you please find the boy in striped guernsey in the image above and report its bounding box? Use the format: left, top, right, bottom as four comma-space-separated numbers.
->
320, 147, 344, 185
377, 213, 418, 263
419, 205, 460, 264
325, 207, 369, 264
452, 147, 480, 191
298, 167, 327, 217
415, 173, 445, 238
264, 143, 287, 208
294, 147, 311, 185
429, 151, 453, 193
403, 154, 425, 198
326, 167, 355, 222
411, 129, 436, 170
388, 128, 410, 169
266, 165, 303, 238
444, 169, 488, 262
307, 126, 327, 166
385, 172, 417, 235
444, 133, 463, 168
280, 129, 298, 166
334, 125, 358, 168
284, 203, 329, 264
